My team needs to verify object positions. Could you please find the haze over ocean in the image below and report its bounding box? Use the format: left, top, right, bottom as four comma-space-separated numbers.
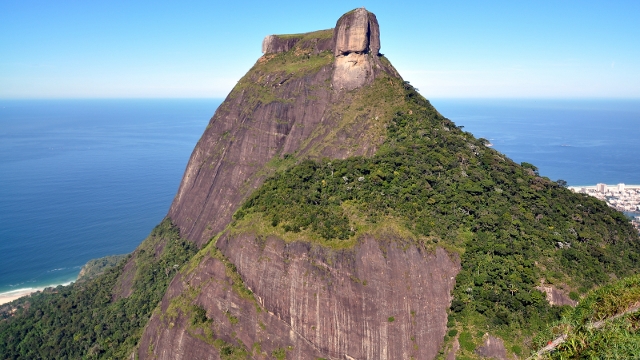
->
0, 98, 638, 296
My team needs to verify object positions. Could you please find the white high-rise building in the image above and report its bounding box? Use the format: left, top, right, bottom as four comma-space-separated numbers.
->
618, 183, 625, 192
597, 183, 607, 193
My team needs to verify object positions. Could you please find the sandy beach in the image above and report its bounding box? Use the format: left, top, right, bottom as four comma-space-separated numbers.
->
0, 281, 74, 306
0, 288, 41, 306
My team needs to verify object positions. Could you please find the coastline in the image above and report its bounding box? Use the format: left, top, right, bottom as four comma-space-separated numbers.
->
568, 184, 640, 190
0, 281, 74, 306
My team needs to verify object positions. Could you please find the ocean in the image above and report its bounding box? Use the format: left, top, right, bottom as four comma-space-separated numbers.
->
431, 99, 640, 187
0, 99, 220, 295
0, 98, 638, 297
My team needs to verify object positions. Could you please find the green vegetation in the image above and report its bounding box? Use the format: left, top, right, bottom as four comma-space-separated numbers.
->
233, 81, 640, 354
229, 57, 332, 111
213, 338, 250, 360
301, 72, 407, 158
275, 29, 333, 41
232, 30, 335, 103
459, 331, 476, 352
0, 219, 197, 359
76, 254, 128, 282
535, 274, 640, 358
272, 347, 287, 360
190, 304, 211, 326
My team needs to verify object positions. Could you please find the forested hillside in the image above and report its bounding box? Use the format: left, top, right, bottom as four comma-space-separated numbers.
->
0, 221, 197, 358
2, 73, 638, 360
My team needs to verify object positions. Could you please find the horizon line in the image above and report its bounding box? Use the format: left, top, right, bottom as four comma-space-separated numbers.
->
1, 96, 640, 101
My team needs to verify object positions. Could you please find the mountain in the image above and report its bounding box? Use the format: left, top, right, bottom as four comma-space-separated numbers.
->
1, 7, 639, 360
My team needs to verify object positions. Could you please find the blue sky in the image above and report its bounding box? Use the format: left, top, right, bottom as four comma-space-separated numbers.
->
1, 1, 639, 99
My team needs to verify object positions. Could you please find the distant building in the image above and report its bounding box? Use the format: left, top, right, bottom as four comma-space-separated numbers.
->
618, 183, 625, 192
596, 183, 607, 193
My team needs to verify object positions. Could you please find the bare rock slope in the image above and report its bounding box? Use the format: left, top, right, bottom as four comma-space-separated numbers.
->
139, 234, 459, 359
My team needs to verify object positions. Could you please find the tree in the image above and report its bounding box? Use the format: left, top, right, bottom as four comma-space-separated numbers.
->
556, 179, 568, 187
520, 162, 539, 175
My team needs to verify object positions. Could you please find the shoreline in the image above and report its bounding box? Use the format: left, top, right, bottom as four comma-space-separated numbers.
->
0, 281, 74, 306
568, 184, 640, 190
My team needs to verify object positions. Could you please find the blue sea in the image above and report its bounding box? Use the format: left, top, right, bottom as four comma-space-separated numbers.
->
0, 99, 220, 295
432, 99, 640, 187
0, 98, 638, 297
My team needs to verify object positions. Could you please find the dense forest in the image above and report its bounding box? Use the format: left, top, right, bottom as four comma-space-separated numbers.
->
76, 254, 128, 283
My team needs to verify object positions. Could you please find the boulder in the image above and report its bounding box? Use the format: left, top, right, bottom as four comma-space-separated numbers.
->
333, 8, 380, 56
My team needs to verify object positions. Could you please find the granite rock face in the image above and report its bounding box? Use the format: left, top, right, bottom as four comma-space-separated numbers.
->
262, 31, 334, 55
166, 10, 392, 248
165, 65, 338, 247
332, 8, 382, 91
262, 35, 300, 54
475, 335, 510, 360
112, 11, 399, 299
536, 285, 579, 307
333, 8, 380, 56
138, 234, 460, 359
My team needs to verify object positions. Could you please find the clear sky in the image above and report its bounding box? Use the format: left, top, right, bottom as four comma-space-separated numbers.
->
1, 1, 639, 99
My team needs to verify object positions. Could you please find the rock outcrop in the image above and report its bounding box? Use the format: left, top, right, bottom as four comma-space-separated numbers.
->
446, 336, 461, 360
475, 334, 509, 360
332, 8, 382, 91
333, 8, 380, 56
262, 35, 300, 54
165, 9, 394, 248
262, 30, 334, 55
138, 234, 460, 359
113, 7, 399, 300
536, 285, 578, 307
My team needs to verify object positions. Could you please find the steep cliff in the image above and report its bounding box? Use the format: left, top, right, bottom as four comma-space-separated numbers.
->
112, 8, 398, 300
139, 235, 459, 359
332, 8, 382, 91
